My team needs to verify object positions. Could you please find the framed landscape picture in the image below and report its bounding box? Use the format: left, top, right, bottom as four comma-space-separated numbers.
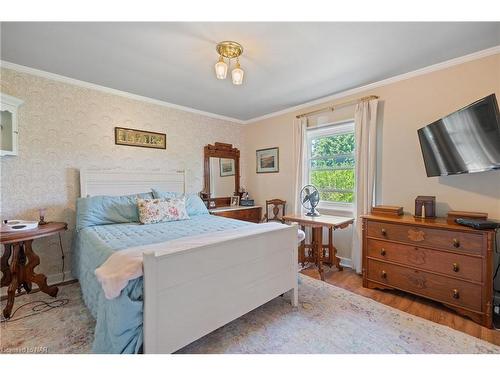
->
219, 158, 236, 177
115, 127, 166, 149
256, 147, 279, 173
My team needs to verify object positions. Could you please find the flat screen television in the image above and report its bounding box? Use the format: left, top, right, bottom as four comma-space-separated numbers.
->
417, 94, 500, 177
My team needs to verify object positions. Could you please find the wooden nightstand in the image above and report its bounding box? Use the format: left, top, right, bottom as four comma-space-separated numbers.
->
209, 206, 262, 223
1, 222, 67, 319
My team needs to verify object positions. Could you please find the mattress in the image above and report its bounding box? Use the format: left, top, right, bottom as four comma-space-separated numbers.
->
72, 213, 253, 353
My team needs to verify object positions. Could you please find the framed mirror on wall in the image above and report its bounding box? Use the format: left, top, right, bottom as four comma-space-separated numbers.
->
202, 142, 240, 208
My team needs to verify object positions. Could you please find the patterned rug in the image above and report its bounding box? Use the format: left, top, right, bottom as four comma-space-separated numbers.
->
1, 275, 499, 354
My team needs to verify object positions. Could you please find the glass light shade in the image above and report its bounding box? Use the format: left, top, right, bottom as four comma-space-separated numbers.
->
231, 66, 244, 85
214, 58, 228, 80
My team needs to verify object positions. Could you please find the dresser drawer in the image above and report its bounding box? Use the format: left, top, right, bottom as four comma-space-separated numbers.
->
366, 239, 482, 282
366, 221, 483, 255
212, 207, 262, 223
366, 259, 482, 311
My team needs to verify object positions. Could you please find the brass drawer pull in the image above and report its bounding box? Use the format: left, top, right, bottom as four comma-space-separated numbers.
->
452, 289, 460, 299
452, 263, 459, 272
381, 270, 387, 279
380, 248, 386, 256
453, 238, 460, 248
381, 228, 387, 236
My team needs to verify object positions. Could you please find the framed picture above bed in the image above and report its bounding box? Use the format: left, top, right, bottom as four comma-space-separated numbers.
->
115, 127, 166, 149
256, 147, 279, 173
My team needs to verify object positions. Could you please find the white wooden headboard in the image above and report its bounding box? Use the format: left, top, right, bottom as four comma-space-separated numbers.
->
80, 169, 186, 197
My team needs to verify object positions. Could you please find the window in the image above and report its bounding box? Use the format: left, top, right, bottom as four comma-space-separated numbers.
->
306, 121, 355, 208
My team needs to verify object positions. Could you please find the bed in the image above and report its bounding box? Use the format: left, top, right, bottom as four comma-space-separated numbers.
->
73, 169, 298, 353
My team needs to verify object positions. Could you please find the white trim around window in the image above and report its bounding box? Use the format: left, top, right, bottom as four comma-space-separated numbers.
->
306, 120, 355, 213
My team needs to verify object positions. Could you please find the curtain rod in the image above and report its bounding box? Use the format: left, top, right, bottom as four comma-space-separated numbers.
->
295, 95, 379, 119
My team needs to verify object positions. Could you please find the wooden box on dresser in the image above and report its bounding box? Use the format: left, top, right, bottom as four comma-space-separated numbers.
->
361, 214, 495, 328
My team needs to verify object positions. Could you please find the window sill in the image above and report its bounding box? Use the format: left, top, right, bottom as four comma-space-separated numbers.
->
317, 203, 354, 217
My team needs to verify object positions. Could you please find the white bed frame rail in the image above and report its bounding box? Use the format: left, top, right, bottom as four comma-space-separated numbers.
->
143, 224, 298, 353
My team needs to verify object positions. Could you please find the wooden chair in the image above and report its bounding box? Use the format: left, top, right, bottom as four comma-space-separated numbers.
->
263, 199, 286, 223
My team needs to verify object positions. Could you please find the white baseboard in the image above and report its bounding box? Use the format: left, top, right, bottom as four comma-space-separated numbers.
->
338, 257, 353, 269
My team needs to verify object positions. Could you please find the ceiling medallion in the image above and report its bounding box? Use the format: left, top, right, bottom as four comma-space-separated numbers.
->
214, 41, 245, 85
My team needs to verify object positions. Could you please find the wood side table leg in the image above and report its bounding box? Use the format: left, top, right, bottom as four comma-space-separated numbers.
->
24, 240, 58, 297
1, 244, 13, 287
3, 243, 20, 319
312, 226, 325, 281
18, 243, 32, 293
299, 225, 306, 267
330, 228, 343, 271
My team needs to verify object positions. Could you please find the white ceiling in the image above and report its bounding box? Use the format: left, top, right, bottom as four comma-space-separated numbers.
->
1, 22, 499, 121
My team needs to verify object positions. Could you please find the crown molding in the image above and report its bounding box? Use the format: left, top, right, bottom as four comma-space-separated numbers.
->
2, 45, 499, 125
244, 45, 500, 124
0, 60, 246, 125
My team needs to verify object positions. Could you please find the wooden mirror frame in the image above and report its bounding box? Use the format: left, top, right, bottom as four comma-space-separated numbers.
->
202, 142, 240, 207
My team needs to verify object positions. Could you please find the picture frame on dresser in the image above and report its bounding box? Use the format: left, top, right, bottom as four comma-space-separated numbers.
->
230, 195, 240, 207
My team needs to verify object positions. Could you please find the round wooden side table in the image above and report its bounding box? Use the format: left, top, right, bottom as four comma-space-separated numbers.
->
0, 222, 67, 319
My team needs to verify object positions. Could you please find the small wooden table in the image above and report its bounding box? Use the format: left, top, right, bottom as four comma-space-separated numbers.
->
1, 222, 67, 319
283, 214, 354, 281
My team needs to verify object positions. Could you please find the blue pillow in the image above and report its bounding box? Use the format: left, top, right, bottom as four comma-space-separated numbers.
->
151, 189, 209, 216
76, 192, 153, 231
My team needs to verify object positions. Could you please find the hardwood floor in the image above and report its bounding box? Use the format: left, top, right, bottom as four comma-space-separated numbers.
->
300, 266, 500, 346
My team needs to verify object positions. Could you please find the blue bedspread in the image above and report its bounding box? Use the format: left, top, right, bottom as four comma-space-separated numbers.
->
72, 214, 252, 353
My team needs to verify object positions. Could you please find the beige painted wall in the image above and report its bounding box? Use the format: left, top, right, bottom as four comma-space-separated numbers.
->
243, 54, 500, 260
0, 68, 244, 282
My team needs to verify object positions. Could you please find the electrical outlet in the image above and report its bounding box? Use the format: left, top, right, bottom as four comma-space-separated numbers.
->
495, 305, 500, 316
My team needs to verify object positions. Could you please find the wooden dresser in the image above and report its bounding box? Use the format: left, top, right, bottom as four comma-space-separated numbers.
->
210, 206, 262, 223
362, 214, 495, 327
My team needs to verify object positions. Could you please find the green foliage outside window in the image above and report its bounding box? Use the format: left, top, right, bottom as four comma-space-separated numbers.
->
309, 132, 355, 204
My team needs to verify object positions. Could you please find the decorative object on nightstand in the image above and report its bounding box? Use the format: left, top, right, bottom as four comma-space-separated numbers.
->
414, 195, 436, 218
38, 208, 48, 225
263, 199, 286, 223
1, 221, 67, 319
2, 220, 39, 232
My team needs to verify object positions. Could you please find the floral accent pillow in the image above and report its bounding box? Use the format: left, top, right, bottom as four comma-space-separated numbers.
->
137, 197, 190, 224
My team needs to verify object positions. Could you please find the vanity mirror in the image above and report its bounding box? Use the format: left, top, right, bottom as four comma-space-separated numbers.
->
203, 142, 240, 207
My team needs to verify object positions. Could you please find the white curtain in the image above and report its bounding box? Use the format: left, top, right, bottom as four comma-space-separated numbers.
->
352, 99, 379, 273
293, 117, 309, 214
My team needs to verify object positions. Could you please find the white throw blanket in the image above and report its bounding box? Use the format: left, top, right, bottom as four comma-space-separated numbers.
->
95, 222, 306, 300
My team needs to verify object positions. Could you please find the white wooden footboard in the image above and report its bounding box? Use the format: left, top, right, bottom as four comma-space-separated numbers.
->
143, 224, 298, 354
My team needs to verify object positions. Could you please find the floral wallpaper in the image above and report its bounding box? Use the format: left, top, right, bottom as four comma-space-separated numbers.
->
0, 67, 244, 282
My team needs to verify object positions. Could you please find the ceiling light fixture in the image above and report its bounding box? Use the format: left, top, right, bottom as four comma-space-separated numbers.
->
215, 41, 244, 86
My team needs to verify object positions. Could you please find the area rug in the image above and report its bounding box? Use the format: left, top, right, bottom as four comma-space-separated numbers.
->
1, 283, 94, 354
1, 275, 499, 354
